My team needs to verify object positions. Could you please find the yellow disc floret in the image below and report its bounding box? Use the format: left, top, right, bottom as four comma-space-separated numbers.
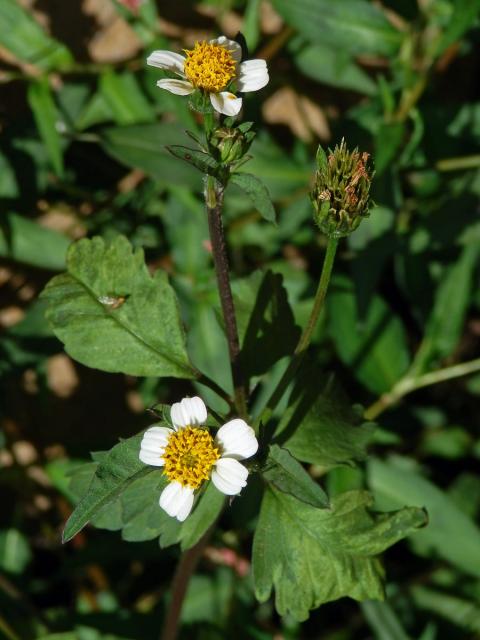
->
162, 427, 220, 489
184, 41, 236, 93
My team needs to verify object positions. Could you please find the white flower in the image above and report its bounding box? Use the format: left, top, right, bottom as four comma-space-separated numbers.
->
139, 396, 258, 521
147, 36, 269, 116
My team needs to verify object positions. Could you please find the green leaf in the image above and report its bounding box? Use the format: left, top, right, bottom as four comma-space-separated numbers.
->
99, 71, 155, 125
0, 529, 32, 574
230, 172, 276, 223
27, 78, 64, 177
0, 0, 73, 70
273, 0, 403, 56
263, 444, 329, 508
294, 44, 377, 95
327, 275, 410, 394
179, 482, 225, 550
0, 213, 70, 270
361, 600, 413, 640
374, 122, 405, 175
63, 433, 152, 542
101, 124, 200, 187
368, 456, 480, 577
166, 145, 221, 176
411, 586, 480, 633
41, 235, 195, 378
234, 270, 300, 379
436, 0, 480, 55
412, 243, 480, 374
252, 487, 426, 620
276, 373, 374, 468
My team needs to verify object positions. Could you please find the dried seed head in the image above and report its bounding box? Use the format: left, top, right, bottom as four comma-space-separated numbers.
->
311, 140, 374, 238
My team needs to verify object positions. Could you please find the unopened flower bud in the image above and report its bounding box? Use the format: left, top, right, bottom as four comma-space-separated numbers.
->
311, 139, 373, 238
209, 125, 255, 164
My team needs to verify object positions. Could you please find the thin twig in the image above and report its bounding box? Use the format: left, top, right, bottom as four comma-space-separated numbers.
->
205, 176, 248, 418
364, 357, 480, 421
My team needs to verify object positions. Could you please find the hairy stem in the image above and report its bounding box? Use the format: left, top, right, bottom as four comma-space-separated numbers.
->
205, 176, 248, 418
160, 531, 211, 640
257, 236, 339, 427
364, 356, 480, 421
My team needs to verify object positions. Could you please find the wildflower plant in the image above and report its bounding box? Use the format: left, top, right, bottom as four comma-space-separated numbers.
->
40, 32, 428, 636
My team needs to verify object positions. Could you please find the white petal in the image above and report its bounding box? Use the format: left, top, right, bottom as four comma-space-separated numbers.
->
211, 458, 248, 495
156, 79, 194, 96
176, 491, 195, 522
159, 482, 195, 520
170, 396, 207, 429
215, 419, 258, 460
147, 50, 186, 75
238, 59, 269, 92
210, 91, 242, 116
210, 36, 242, 63
139, 426, 173, 466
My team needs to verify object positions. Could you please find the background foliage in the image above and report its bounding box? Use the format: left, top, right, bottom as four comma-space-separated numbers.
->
1, 0, 480, 638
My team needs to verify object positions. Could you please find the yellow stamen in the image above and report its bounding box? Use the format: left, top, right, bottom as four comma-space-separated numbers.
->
184, 41, 236, 93
162, 427, 220, 489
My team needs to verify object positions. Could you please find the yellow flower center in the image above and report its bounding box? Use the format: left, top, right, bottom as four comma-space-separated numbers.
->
162, 427, 220, 489
184, 41, 236, 93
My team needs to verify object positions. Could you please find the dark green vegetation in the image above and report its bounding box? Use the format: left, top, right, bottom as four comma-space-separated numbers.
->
1, 1, 480, 638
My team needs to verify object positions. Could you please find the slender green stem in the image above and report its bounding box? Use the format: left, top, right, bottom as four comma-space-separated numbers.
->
436, 154, 480, 172
364, 357, 480, 421
256, 236, 339, 427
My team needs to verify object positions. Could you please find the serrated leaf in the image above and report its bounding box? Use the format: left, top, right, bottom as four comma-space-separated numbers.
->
41, 235, 195, 378
273, 0, 403, 56
275, 373, 374, 468
27, 78, 64, 177
252, 487, 426, 620
230, 172, 276, 223
263, 445, 329, 508
63, 433, 151, 542
166, 145, 220, 176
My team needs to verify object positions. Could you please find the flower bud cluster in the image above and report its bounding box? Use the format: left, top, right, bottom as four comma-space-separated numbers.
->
311, 139, 373, 238
208, 122, 255, 165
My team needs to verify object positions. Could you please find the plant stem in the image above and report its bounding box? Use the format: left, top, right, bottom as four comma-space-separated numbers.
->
364, 356, 480, 421
205, 175, 248, 418
160, 531, 211, 640
257, 236, 339, 427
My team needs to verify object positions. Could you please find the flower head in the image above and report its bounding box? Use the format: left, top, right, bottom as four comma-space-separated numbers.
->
147, 36, 269, 116
139, 396, 258, 521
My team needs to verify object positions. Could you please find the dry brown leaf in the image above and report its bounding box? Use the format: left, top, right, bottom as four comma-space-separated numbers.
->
262, 86, 330, 142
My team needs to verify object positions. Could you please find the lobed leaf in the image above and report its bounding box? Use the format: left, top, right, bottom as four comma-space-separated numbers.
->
253, 487, 426, 620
